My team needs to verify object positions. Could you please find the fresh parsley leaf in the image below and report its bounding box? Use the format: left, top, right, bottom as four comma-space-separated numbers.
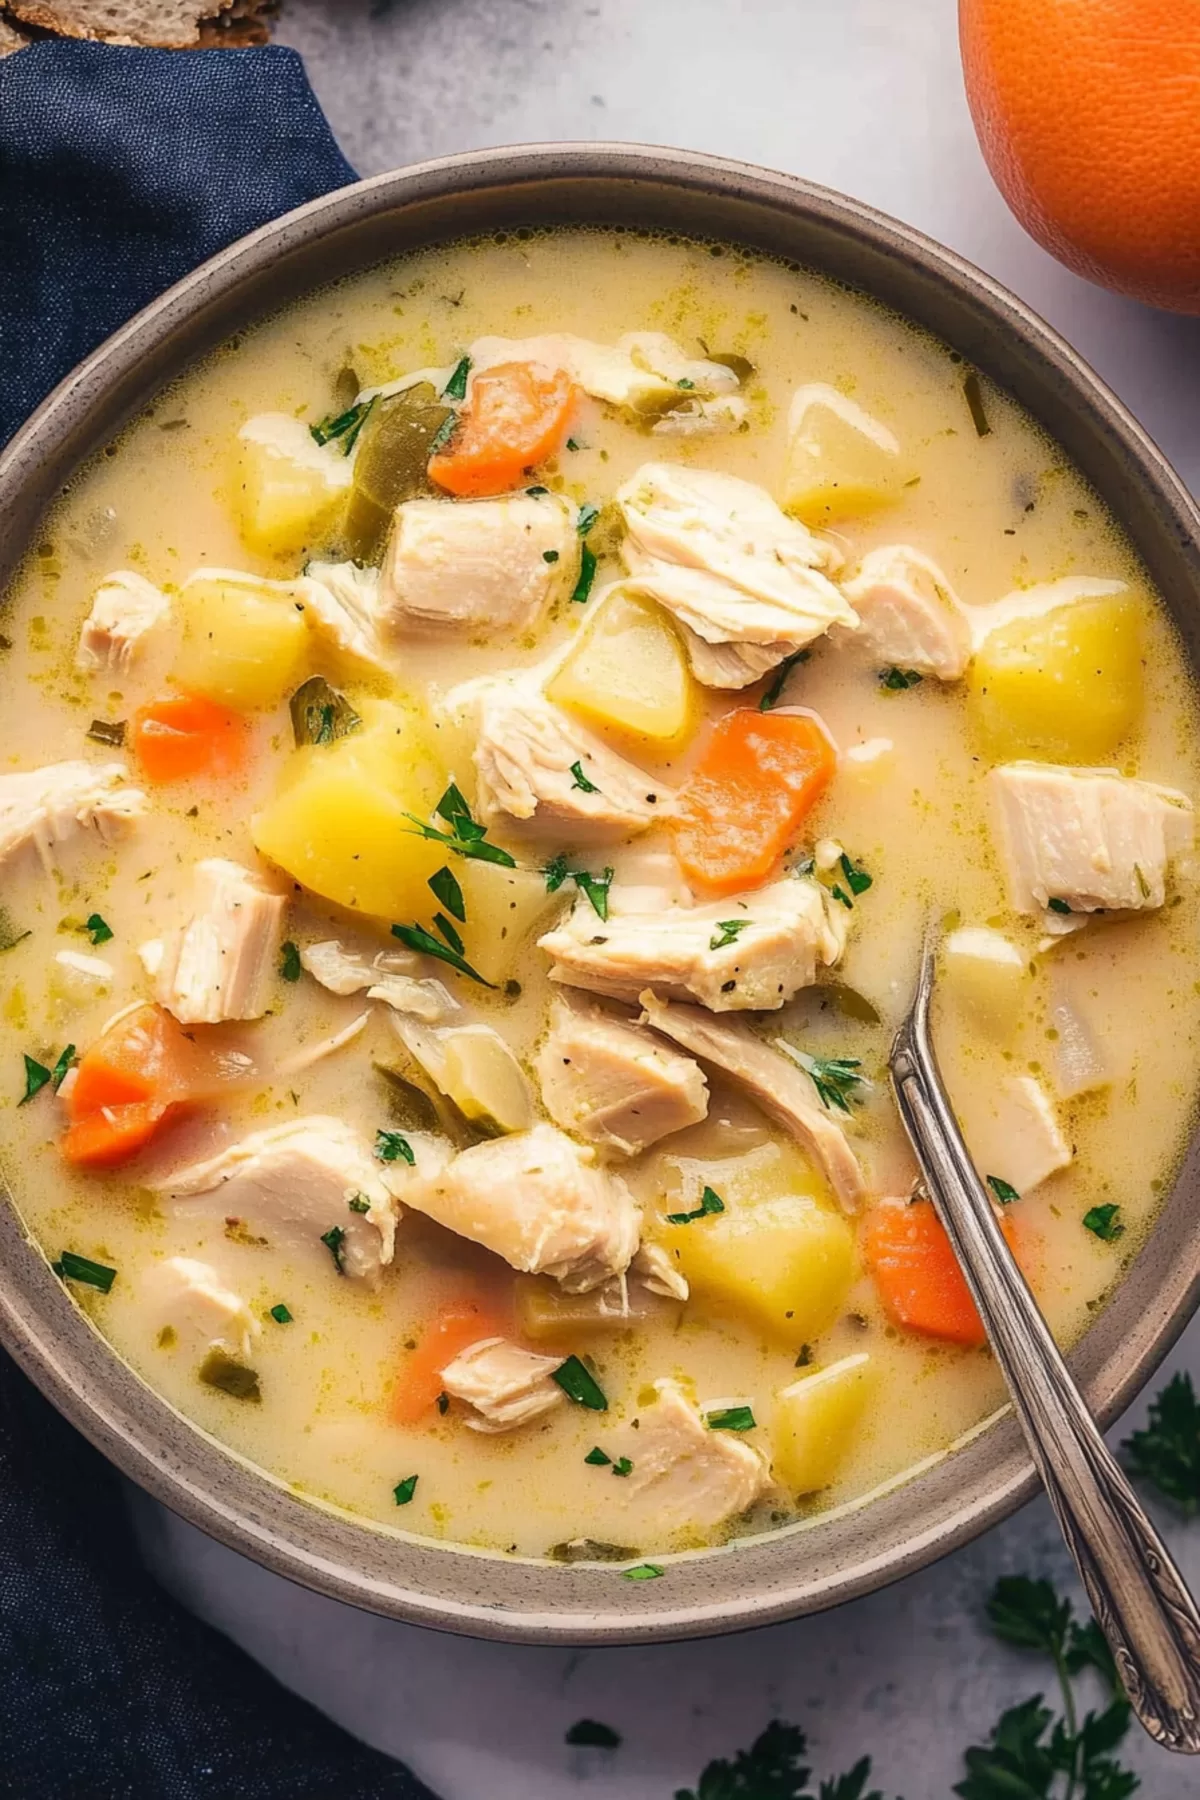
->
544, 852, 570, 893
572, 543, 598, 603
611, 1456, 634, 1478
710, 919, 750, 951
552, 1355, 607, 1411
666, 1185, 725, 1225
393, 1474, 419, 1505
623, 1563, 663, 1582
675, 1721, 814, 1800
427, 411, 459, 458
85, 913, 113, 945
348, 1194, 371, 1214
576, 501, 600, 535
269, 1303, 293, 1324
839, 852, 872, 897
830, 885, 853, 909
778, 1045, 869, 1114
987, 1175, 1021, 1205
1048, 897, 1073, 915
570, 760, 599, 793
320, 1225, 347, 1274
1083, 1204, 1125, 1242
565, 1719, 621, 1748
1121, 1370, 1200, 1515
706, 1405, 756, 1432
428, 864, 466, 922
443, 355, 471, 400
20, 1054, 52, 1104
310, 396, 375, 453
584, 1446, 612, 1466
759, 648, 810, 711
54, 1251, 117, 1293
391, 922, 495, 987
571, 867, 613, 921
879, 667, 923, 691
86, 717, 126, 746
433, 912, 465, 956
375, 1129, 415, 1166
404, 813, 518, 868
986, 1576, 1072, 1658
50, 1044, 75, 1090
279, 941, 302, 983
677, 377, 695, 389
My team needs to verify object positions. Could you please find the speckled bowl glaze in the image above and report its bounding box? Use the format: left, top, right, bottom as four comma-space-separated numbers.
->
1, 146, 1198, 1645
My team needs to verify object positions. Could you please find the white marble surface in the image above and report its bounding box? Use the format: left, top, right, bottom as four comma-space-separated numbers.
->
130, 1, 1200, 1793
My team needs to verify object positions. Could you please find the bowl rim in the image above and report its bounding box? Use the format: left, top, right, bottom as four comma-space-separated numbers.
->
2, 140, 1199, 1645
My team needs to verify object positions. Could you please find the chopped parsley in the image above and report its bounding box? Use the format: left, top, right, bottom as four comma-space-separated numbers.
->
571, 543, 598, 603
879, 667, 923, 691
986, 1175, 1021, 1205
269, 1303, 293, 1324
576, 501, 600, 535
198, 1348, 261, 1402
565, 1720, 621, 1749
375, 1129, 415, 1166
622, 1563, 663, 1582
795, 1344, 813, 1368
53, 1250, 117, 1293
21, 1049, 73, 1104
677, 377, 695, 389
50, 1045, 75, 1090
1047, 897, 1073, 915
442, 355, 471, 400
571, 867, 614, 921
543, 852, 570, 893
569, 760, 599, 793
1083, 1203, 1125, 1242
85, 913, 114, 945
666, 1185, 725, 1226
310, 396, 376, 454
393, 1474, 419, 1505
403, 783, 517, 869
962, 368, 991, 437
838, 852, 873, 897
758, 648, 810, 711
710, 919, 750, 951
781, 1047, 869, 1114
433, 911, 465, 956
86, 717, 126, 746
348, 1194, 371, 1214
427, 411, 459, 458
279, 941, 302, 983
706, 1405, 756, 1432
320, 1224, 347, 1274
1121, 1370, 1200, 1514
552, 1355, 608, 1411
611, 1457, 634, 1478
584, 1445, 612, 1466
391, 921, 494, 988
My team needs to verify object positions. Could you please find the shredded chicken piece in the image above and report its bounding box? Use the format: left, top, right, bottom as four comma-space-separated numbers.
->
841, 546, 971, 679
440, 1337, 566, 1434
467, 329, 741, 418
144, 1256, 259, 1359
615, 463, 855, 689
0, 760, 146, 874
539, 877, 845, 1013
155, 858, 286, 1026
378, 493, 578, 636
301, 560, 391, 673
402, 1123, 641, 1292
630, 1239, 690, 1303
76, 570, 169, 673
639, 993, 866, 1210
300, 940, 457, 1021
535, 995, 708, 1156
961, 1075, 1073, 1194
612, 1378, 770, 1530
278, 1011, 371, 1077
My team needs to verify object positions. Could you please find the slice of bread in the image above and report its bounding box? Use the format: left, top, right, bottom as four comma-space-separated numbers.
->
4, 2, 241, 46
198, 0, 275, 45
0, 14, 34, 53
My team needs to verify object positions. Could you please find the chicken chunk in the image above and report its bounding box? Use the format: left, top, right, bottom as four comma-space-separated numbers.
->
144, 1256, 259, 1359
960, 1075, 1073, 1194
158, 1117, 399, 1288
467, 330, 740, 419
378, 493, 578, 637
300, 940, 457, 1022
535, 995, 709, 1156
440, 1337, 565, 1434
606, 838, 694, 914
841, 546, 971, 679
0, 760, 146, 874
76, 570, 169, 673
616, 463, 856, 689
639, 993, 866, 1210
474, 685, 671, 843
613, 1378, 770, 1531
402, 1123, 641, 1292
155, 859, 287, 1026
991, 762, 1194, 915
539, 877, 845, 1013
301, 560, 391, 674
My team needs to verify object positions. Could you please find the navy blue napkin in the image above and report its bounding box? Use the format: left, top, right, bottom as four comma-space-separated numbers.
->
0, 42, 435, 1800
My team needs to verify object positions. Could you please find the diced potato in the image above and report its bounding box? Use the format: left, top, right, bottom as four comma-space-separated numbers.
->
235, 413, 353, 558
252, 698, 446, 918
514, 1275, 672, 1341
782, 386, 905, 525
656, 1143, 854, 1343
967, 595, 1143, 761
772, 1353, 875, 1494
942, 926, 1028, 1035
546, 590, 697, 752
439, 1025, 533, 1133
456, 860, 561, 985
176, 576, 309, 711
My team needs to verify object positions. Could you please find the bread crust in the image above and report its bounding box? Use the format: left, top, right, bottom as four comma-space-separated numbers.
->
1, 1, 277, 48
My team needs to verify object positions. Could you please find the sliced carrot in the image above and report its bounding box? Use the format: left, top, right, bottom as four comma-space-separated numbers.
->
860, 1198, 1018, 1349
391, 1291, 514, 1425
428, 362, 578, 497
63, 1102, 167, 1169
673, 708, 837, 896
132, 692, 248, 783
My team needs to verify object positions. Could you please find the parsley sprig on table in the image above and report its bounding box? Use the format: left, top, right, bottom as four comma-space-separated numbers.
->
1120, 1370, 1200, 1516
675, 1721, 889, 1800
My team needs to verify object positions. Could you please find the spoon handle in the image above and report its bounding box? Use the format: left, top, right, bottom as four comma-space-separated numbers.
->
891, 965, 1200, 1753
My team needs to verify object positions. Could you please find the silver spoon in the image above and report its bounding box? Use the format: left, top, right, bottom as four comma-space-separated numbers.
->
889, 933, 1200, 1753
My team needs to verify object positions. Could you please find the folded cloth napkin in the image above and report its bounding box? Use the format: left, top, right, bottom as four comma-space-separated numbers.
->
0, 41, 436, 1800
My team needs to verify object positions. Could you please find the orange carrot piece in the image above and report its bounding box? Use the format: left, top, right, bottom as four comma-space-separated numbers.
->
673, 708, 837, 896
391, 1292, 514, 1425
63, 1102, 167, 1170
428, 362, 577, 497
132, 692, 248, 783
860, 1199, 1018, 1349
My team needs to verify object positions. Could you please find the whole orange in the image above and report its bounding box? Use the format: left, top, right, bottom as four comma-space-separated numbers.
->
960, 0, 1200, 313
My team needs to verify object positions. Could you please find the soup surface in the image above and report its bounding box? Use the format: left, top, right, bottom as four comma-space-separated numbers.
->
2, 229, 1198, 1562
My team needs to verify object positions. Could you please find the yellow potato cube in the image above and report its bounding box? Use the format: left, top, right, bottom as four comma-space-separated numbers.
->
546, 590, 697, 752
176, 576, 309, 711
967, 594, 1143, 761
235, 412, 353, 558
439, 1026, 533, 1133
772, 1353, 875, 1494
456, 859, 561, 985
252, 700, 446, 919
942, 926, 1028, 1036
782, 386, 906, 525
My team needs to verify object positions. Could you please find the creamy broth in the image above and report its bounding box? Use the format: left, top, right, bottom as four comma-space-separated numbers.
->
1, 228, 1197, 1561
